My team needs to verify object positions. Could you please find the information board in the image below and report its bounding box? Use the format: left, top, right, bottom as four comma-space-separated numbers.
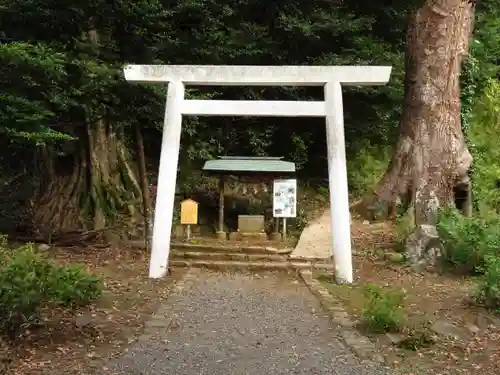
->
273, 179, 297, 218
180, 199, 198, 225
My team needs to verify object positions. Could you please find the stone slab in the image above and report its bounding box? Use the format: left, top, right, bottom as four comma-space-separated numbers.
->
238, 215, 265, 233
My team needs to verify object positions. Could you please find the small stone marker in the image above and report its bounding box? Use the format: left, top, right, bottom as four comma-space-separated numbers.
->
180, 199, 198, 240
238, 215, 265, 233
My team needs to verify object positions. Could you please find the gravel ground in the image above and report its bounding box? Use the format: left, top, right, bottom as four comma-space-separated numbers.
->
104, 270, 391, 375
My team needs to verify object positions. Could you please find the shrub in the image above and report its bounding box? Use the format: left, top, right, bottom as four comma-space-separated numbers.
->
475, 254, 500, 310
46, 264, 103, 308
0, 243, 103, 336
461, 67, 500, 310
0, 245, 53, 335
437, 206, 500, 310
347, 144, 390, 197
362, 283, 406, 333
437, 206, 500, 274
470, 79, 500, 214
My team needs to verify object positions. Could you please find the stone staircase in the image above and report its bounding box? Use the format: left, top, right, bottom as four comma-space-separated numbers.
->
131, 241, 334, 271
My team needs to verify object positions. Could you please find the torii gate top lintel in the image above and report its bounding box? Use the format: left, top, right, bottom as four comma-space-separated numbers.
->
123, 64, 392, 86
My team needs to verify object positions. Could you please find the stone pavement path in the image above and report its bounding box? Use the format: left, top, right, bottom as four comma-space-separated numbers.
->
104, 270, 391, 375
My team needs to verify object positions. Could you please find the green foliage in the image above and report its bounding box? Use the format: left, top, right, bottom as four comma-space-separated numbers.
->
0, 245, 53, 334
395, 214, 414, 242
0, 42, 75, 142
447, 75, 500, 278
362, 283, 406, 333
347, 143, 390, 197
437, 207, 500, 274
475, 253, 500, 311
46, 264, 102, 308
472, 1, 500, 86
469, 80, 500, 214
459, 12, 500, 310
0, 243, 102, 336
440, 78, 500, 307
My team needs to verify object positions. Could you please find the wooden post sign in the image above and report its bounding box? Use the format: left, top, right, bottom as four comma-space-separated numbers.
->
180, 199, 198, 240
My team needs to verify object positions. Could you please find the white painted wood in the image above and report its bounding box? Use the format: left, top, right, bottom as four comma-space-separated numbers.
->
149, 80, 184, 278
124, 65, 392, 86
182, 100, 325, 117
324, 81, 353, 284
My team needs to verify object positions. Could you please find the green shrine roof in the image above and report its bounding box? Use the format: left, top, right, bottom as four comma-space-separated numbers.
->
202, 156, 296, 174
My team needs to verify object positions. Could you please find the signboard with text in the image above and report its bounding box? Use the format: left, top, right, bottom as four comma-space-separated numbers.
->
273, 179, 297, 218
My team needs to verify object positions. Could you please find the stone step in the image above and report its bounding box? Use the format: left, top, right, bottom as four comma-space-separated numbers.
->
171, 251, 288, 263
130, 240, 291, 255
170, 259, 334, 271
171, 243, 291, 255
171, 250, 331, 264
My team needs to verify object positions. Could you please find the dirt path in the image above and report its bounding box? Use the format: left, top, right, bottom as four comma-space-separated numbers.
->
291, 210, 333, 259
291, 209, 395, 260
104, 269, 391, 375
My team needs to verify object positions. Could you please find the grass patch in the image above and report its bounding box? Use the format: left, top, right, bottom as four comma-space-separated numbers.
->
362, 283, 406, 333
318, 275, 407, 333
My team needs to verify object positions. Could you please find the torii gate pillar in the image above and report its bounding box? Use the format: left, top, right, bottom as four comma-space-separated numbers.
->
124, 65, 392, 284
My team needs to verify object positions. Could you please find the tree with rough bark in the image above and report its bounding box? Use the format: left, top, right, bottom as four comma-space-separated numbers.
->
360, 0, 476, 226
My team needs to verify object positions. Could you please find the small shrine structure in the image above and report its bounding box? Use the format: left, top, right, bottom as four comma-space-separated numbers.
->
202, 156, 295, 240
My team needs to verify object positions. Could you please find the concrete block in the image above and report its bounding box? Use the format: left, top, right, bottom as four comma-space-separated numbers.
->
238, 215, 265, 233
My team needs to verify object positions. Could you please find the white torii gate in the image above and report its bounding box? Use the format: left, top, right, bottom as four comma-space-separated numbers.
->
123, 65, 392, 283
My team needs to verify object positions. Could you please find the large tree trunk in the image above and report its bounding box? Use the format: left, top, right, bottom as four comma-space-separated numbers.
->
362, 0, 475, 225
30, 24, 143, 241
87, 118, 142, 231
32, 120, 142, 238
